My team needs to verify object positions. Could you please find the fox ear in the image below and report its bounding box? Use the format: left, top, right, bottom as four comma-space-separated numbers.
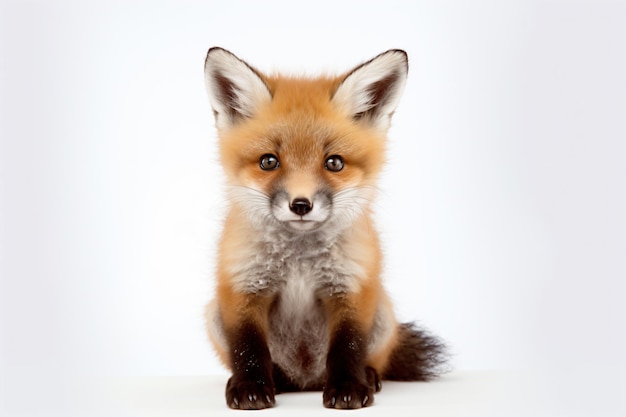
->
332, 49, 408, 130
204, 47, 272, 130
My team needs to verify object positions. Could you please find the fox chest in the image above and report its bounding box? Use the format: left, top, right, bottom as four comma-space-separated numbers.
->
234, 232, 362, 297
235, 234, 360, 386
267, 265, 329, 387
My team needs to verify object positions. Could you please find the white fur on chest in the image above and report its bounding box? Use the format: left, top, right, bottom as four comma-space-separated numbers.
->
278, 263, 319, 315
268, 264, 329, 388
228, 223, 364, 296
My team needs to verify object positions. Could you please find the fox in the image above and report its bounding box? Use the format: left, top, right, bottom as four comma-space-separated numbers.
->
202, 47, 447, 410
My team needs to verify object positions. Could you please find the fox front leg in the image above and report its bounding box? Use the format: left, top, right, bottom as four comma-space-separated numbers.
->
218, 291, 276, 410
323, 319, 376, 409
322, 289, 381, 409
224, 321, 275, 409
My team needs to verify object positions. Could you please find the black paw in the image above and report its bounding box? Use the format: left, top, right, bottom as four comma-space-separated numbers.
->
366, 366, 383, 393
323, 378, 374, 409
226, 376, 275, 410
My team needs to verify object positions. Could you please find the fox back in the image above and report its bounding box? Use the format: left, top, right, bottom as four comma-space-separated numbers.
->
203, 48, 446, 410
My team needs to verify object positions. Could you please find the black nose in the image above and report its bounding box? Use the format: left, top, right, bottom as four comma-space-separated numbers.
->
290, 198, 312, 216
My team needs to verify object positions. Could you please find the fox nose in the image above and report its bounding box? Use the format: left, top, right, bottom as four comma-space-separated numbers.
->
290, 198, 312, 216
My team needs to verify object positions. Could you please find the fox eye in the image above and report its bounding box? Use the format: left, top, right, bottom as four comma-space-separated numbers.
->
260, 154, 280, 170
325, 155, 344, 172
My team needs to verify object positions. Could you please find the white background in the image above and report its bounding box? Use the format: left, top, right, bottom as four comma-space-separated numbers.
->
1, 0, 624, 414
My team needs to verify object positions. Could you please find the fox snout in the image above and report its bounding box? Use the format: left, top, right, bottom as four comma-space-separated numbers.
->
290, 198, 313, 216
270, 190, 331, 231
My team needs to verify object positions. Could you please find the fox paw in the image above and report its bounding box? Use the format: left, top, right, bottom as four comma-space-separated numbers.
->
226, 376, 275, 410
366, 366, 383, 393
323, 379, 374, 409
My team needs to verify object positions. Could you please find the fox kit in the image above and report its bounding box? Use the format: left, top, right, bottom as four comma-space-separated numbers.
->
203, 47, 446, 410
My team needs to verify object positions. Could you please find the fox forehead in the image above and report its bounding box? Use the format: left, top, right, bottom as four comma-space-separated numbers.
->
219, 76, 386, 167
221, 75, 350, 142
262, 76, 344, 117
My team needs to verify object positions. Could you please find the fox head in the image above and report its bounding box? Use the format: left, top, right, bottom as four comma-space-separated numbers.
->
204, 47, 408, 233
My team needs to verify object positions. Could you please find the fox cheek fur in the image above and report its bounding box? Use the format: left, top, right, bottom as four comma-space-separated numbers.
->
203, 47, 447, 410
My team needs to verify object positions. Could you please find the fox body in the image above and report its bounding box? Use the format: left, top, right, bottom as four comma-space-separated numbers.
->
203, 47, 446, 409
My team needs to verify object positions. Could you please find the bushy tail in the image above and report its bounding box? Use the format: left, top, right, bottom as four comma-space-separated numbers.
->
383, 322, 449, 381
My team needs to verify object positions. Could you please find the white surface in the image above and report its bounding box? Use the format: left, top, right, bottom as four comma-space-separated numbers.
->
4, 371, 617, 417
104, 372, 514, 416
1, 0, 624, 415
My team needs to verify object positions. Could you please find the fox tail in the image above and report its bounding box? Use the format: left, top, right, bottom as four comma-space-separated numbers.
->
383, 322, 449, 381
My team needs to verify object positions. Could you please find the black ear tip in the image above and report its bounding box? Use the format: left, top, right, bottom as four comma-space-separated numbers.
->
205, 47, 221, 68
378, 49, 407, 59
205, 47, 235, 66
365, 49, 408, 73
387, 49, 407, 57
386, 49, 408, 67
381, 49, 409, 71
206, 46, 223, 59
